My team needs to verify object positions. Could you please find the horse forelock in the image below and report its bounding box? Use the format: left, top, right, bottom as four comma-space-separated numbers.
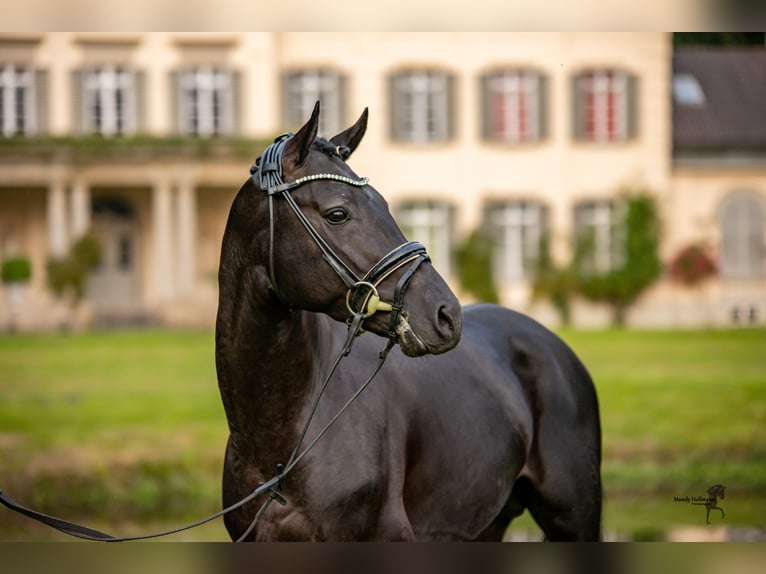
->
312, 137, 351, 160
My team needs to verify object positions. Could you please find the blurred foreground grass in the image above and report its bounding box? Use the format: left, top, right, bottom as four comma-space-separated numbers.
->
0, 327, 764, 540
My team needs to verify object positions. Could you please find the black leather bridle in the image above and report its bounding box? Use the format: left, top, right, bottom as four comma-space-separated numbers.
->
252, 132, 430, 343
0, 133, 433, 542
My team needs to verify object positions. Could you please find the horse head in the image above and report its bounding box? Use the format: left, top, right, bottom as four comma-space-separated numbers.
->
245, 101, 462, 357
708, 484, 725, 499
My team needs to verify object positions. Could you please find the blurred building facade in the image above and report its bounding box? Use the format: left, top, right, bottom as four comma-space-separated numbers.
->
0, 32, 763, 329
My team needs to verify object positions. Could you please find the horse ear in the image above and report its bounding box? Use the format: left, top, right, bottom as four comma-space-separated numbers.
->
330, 108, 368, 160
284, 100, 320, 168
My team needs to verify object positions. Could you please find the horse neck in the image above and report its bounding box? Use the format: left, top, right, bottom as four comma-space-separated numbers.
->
215, 254, 331, 461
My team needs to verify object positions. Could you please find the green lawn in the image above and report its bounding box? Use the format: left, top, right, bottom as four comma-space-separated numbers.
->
0, 328, 764, 540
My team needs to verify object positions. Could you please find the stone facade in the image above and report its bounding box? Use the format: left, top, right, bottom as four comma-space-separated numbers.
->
0, 33, 763, 330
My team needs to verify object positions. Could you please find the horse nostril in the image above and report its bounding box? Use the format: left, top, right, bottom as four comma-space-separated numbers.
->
436, 305, 455, 335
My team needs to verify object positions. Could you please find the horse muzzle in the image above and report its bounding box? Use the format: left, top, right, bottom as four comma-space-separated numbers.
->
396, 298, 463, 357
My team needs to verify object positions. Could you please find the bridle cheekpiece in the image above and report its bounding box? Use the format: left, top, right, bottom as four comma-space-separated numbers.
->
251, 133, 430, 343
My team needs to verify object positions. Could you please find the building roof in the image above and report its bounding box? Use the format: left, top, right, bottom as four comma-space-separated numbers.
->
672, 48, 766, 152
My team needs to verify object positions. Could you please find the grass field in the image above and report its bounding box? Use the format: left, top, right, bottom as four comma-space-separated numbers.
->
0, 327, 764, 540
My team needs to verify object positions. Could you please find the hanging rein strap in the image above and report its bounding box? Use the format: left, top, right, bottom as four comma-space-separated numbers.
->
0, 475, 282, 542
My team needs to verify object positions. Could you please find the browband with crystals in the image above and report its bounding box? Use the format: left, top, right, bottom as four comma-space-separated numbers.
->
252, 133, 369, 196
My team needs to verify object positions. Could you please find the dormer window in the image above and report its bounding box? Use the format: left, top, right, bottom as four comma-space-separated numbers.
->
672, 73, 705, 106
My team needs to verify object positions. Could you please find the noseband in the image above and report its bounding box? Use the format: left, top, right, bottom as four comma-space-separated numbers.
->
251, 133, 430, 342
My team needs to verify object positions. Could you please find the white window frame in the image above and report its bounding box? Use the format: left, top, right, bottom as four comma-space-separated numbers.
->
485, 71, 540, 143
574, 200, 626, 274
582, 70, 628, 142
83, 66, 136, 136
391, 71, 450, 143
179, 67, 233, 136
396, 201, 452, 274
719, 192, 766, 279
488, 201, 545, 280
285, 70, 343, 137
0, 64, 36, 137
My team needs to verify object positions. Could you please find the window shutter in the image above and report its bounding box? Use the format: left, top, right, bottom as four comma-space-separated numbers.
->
230, 69, 242, 136
282, 72, 294, 129
169, 70, 181, 135
537, 73, 549, 141
445, 73, 456, 142
748, 196, 766, 277
34, 70, 48, 135
626, 73, 639, 140
572, 74, 585, 141
71, 70, 83, 135
388, 74, 400, 141
540, 203, 550, 251
721, 200, 740, 277
480, 74, 492, 141
722, 193, 766, 278
572, 203, 589, 269
134, 70, 146, 134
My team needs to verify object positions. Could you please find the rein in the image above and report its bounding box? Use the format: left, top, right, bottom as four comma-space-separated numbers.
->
0, 134, 430, 542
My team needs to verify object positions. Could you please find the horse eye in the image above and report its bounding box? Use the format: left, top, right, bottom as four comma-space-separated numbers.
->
324, 208, 350, 225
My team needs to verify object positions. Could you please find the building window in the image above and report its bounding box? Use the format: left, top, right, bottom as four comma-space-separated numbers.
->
396, 200, 453, 274
284, 70, 344, 137
719, 192, 765, 278
81, 66, 137, 136
486, 200, 547, 280
177, 68, 235, 136
573, 69, 637, 142
0, 64, 36, 137
389, 70, 453, 143
573, 200, 626, 274
481, 70, 546, 143
672, 73, 705, 106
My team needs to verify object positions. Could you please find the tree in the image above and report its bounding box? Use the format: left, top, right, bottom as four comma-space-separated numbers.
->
574, 191, 663, 326
673, 32, 765, 46
47, 232, 101, 325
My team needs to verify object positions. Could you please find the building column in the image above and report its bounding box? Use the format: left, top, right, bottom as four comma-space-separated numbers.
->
47, 180, 68, 257
176, 180, 197, 298
152, 179, 175, 302
70, 180, 91, 240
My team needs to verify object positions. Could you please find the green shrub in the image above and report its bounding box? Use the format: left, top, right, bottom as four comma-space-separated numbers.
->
574, 191, 663, 326
1, 256, 32, 284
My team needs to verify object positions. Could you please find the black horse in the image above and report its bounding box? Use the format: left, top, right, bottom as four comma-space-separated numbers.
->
215, 102, 602, 541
